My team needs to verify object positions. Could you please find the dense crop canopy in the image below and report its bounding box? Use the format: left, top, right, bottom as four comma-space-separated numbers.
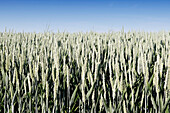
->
0, 30, 170, 112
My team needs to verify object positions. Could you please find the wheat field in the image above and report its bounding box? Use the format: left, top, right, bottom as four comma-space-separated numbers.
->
0, 30, 170, 113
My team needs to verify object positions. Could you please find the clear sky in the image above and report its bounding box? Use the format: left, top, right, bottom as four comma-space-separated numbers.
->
0, 0, 170, 33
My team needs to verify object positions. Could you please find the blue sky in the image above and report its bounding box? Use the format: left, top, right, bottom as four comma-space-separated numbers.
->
0, 0, 170, 33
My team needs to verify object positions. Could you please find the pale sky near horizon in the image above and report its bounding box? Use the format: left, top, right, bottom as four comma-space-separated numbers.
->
0, 0, 170, 33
